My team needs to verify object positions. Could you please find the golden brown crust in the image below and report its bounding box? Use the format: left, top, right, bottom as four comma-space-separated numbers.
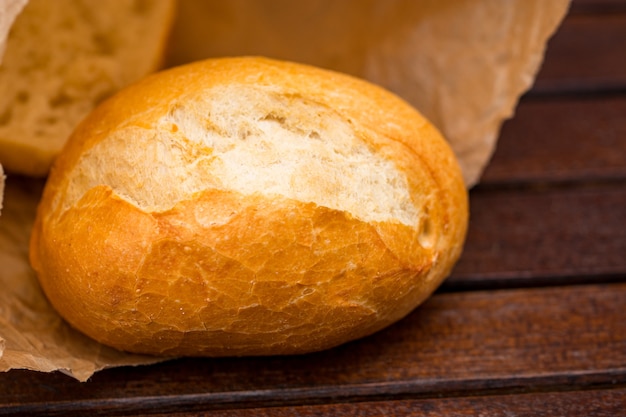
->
30, 57, 468, 356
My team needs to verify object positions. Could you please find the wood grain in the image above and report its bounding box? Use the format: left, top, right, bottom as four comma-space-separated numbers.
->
448, 184, 626, 289
533, 12, 626, 94
1, 284, 624, 415
480, 96, 626, 185
136, 388, 626, 417
571, 0, 626, 14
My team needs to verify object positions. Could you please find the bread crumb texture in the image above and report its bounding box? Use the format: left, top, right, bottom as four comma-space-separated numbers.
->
66, 84, 419, 226
30, 57, 468, 356
0, 0, 174, 176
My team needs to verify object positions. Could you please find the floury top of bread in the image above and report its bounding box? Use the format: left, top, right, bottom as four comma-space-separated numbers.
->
0, 0, 175, 176
31, 57, 468, 356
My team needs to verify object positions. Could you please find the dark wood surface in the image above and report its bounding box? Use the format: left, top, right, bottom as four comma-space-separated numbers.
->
2, 2, 625, 416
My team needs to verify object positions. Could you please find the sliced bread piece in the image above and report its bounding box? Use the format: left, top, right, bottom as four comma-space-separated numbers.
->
0, 0, 175, 176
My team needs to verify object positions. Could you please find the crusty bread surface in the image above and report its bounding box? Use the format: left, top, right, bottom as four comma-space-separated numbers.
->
30, 57, 468, 356
0, 0, 175, 177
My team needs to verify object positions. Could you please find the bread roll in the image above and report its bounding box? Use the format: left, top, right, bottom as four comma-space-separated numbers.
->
30, 57, 468, 356
0, 0, 175, 177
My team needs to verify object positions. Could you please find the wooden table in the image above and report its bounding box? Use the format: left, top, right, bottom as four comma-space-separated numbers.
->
1, 2, 625, 415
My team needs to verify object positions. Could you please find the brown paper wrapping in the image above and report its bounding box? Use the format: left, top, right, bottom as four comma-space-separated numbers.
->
0, 0, 569, 381
167, 0, 571, 187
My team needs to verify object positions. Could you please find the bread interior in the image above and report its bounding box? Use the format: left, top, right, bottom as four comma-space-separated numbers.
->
0, 0, 172, 159
63, 84, 419, 226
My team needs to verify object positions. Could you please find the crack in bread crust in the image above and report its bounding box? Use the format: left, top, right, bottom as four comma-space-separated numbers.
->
64, 84, 419, 226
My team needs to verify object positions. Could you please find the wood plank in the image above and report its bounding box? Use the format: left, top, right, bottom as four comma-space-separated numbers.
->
570, 0, 626, 15
2, 284, 624, 415
135, 388, 626, 417
448, 184, 626, 289
532, 12, 626, 94
480, 96, 626, 185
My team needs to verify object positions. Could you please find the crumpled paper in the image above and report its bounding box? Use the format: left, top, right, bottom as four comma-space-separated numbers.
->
167, 0, 571, 187
0, 0, 570, 381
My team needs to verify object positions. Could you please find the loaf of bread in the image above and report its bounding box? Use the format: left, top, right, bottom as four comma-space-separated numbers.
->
0, 0, 175, 177
30, 57, 468, 356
